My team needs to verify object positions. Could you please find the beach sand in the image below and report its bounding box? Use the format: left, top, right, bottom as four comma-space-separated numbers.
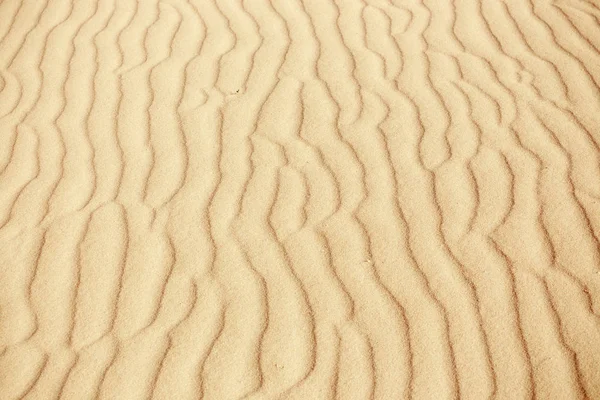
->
1, 0, 600, 398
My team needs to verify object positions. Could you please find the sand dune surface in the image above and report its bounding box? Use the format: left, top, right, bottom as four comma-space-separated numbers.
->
1, 0, 600, 398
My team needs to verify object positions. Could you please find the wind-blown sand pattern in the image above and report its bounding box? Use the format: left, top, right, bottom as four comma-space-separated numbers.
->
1, 0, 600, 398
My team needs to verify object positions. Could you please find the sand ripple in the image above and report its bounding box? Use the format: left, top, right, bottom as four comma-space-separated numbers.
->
1, 0, 600, 398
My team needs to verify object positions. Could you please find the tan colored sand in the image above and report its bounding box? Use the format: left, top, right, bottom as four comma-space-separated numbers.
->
1, 0, 600, 398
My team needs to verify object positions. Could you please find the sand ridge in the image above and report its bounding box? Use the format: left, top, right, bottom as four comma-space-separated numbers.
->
1, 0, 600, 398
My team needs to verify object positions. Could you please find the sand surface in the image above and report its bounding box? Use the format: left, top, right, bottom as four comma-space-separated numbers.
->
1, 0, 600, 399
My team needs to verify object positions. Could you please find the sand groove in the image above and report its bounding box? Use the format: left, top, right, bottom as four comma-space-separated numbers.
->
1, 0, 600, 399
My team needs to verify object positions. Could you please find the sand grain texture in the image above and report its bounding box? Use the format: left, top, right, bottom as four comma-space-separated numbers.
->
1, 0, 600, 399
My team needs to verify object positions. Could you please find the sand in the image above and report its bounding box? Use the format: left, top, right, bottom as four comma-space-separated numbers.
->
1, 0, 600, 398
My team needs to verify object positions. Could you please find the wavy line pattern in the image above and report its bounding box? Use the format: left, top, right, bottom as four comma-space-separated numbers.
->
1, 0, 600, 398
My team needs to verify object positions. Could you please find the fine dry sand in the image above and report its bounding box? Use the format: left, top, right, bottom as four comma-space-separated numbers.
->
1, 0, 600, 399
